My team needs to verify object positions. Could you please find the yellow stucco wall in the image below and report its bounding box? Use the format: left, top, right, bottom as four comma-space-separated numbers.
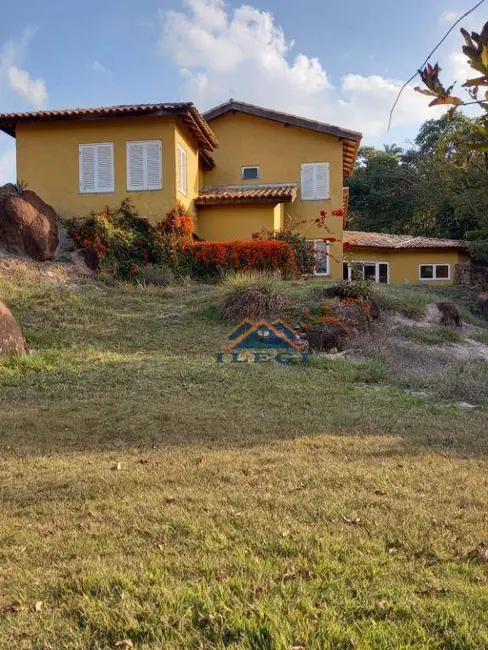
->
348, 247, 470, 285
197, 204, 278, 241
16, 116, 199, 222
175, 122, 199, 216
200, 112, 345, 278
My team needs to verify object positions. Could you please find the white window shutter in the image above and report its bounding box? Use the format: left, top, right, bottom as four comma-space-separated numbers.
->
127, 141, 162, 191
146, 141, 162, 190
127, 142, 145, 191
301, 164, 315, 200
177, 144, 187, 195
79, 145, 96, 193
96, 144, 114, 192
79, 143, 114, 193
315, 163, 330, 200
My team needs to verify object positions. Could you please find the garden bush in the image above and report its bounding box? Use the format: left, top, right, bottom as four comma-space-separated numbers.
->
219, 271, 288, 321
254, 228, 315, 275
68, 201, 195, 280
191, 241, 297, 278
332, 279, 375, 300
67, 200, 163, 279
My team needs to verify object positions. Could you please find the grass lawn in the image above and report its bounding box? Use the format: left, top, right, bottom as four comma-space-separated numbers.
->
1, 264, 488, 649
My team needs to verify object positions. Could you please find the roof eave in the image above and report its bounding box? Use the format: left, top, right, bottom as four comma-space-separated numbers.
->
196, 196, 295, 206
204, 100, 362, 177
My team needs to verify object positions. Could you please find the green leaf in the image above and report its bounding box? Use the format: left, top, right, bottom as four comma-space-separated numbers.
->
466, 142, 488, 151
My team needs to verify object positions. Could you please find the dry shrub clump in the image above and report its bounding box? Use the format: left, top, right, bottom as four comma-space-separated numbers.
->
219, 271, 287, 321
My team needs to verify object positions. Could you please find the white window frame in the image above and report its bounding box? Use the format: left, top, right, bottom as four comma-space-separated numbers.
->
309, 240, 330, 276
301, 162, 330, 201
344, 261, 390, 284
177, 144, 188, 196
79, 142, 115, 194
241, 165, 260, 181
126, 140, 163, 192
419, 264, 451, 281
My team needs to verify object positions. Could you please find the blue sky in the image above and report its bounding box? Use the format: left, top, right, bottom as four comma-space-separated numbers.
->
0, 0, 485, 183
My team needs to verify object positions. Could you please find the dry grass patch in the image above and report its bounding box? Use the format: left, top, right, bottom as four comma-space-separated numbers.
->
219, 271, 288, 321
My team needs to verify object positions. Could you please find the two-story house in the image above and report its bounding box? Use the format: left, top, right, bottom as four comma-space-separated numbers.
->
0, 99, 469, 283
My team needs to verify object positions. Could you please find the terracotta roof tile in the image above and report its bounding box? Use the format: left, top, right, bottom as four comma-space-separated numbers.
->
344, 231, 468, 250
196, 184, 298, 206
0, 102, 218, 151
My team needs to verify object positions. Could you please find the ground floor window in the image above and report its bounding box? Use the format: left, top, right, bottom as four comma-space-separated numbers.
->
343, 261, 389, 283
309, 240, 329, 276
419, 264, 450, 280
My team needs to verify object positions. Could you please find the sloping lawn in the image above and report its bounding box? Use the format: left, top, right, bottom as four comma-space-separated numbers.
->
0, 266, 487, 649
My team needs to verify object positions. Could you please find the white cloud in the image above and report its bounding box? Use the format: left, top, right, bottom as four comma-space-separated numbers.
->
6, 65, 47, 109
160, 0, 443, 139
439, 10, 461, 25
0, 28, 47, 109
0, 145, 16, 186
447, 50, 472, 82
87, 59, 108, 73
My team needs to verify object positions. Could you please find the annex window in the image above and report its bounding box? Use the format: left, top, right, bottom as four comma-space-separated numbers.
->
310, 240, 329, 276
126, 140, 162, 191
177, 144, 188, 196
419, 264, 450, 280
301, 162, 330, 200
79, 143, 114, 194
241, 166, 260, 180
343, 261, 389, 284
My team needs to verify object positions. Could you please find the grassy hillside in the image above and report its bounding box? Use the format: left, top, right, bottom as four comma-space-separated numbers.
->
0, 263, 487, 649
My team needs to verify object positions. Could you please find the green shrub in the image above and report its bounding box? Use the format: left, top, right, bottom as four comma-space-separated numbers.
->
67, 200, 163, 279
333, 279, 375, 300
253, 227, 315, 275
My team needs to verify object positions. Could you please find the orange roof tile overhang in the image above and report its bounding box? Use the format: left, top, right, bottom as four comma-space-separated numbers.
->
204, 100, 362, 178
196, 184, 298, 206
0, 102, 219, 152
344, 231, 469, 250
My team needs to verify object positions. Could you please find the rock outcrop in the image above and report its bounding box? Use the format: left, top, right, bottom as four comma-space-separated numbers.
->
0, 185, 59, 261
0, 300, 26, 356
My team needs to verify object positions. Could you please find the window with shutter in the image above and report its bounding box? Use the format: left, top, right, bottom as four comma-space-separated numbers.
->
79, 143, 114, 194
177, 144, 187, 196
300, 162, 330, 200
126, 140, 162, 191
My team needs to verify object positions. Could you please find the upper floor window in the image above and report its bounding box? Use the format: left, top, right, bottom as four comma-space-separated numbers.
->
126, 140, 162, 191
79, 143, 114, 194
419, 264, 450, 280
301, 162, 330, 200
177, 144, 188, 196
241, 166, 260, 181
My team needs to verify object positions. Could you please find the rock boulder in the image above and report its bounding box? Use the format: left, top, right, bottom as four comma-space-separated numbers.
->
0, 186, 59, 261
425, 302, 462, 327
0, 300, 26, 356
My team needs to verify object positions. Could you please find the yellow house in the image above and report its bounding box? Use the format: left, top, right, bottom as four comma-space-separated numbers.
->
0, 99, 470, 283
344, 231, 470, 286
0, 103, 217, 222
0, 99, 361, 280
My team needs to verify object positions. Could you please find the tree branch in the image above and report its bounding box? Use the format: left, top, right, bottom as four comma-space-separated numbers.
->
388, 0, 487, 130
